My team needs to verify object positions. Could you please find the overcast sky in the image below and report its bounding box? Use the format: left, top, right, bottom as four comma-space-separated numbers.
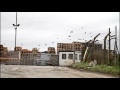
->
1, 12, 119, 52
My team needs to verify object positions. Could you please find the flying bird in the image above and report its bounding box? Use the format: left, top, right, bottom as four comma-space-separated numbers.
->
18, 24, 20, 26
68, 35, 71, 37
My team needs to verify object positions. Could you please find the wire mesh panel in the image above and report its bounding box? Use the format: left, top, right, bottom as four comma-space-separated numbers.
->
20, 52, 40, 65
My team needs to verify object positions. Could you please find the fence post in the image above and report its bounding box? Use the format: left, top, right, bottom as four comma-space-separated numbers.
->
108, 28, 111, 65
103, 32, 111, 64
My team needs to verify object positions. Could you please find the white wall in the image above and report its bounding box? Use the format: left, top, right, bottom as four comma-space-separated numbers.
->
75, 51, 81, 63
59, 51, 81, 66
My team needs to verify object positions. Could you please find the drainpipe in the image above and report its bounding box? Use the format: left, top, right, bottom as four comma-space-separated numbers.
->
73, 51, 75, 64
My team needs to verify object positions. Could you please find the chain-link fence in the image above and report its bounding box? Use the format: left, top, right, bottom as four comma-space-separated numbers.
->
82, 45, 119, 66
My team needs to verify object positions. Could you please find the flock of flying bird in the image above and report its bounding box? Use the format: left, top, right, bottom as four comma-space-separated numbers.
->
4, 16, 103, 50
19, 16, 95, 48
36, 27, 94, 47
4, 25, 98, 50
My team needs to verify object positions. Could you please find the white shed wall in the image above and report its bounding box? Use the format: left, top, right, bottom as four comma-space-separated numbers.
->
59, 51, 81, 66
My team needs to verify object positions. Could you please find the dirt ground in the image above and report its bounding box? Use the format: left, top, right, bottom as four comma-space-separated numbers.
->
0, 65, 118, 78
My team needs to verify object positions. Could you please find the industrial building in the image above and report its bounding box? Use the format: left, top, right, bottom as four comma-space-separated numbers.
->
48, 47, 56, 54
0, 45, 8, 58
57, 41, 102, 53
57, 43, 72, 53
15, 47, 22, 51
57, 42, 83, 53
0, 45, 4, 58
32, 48, 39, 52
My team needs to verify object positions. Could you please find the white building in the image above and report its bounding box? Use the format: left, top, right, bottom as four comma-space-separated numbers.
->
59, 51, 81, 66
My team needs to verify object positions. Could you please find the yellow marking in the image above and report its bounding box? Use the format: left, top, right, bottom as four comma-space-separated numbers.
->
0, 58, 18, 60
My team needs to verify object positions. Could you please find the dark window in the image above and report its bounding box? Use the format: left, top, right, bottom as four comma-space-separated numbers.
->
68, 54, 73, 59
62, 54, 66, 59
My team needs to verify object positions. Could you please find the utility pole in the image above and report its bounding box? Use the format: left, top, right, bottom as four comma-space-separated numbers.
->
91, 33, 100, 61
13, 12, 20, 51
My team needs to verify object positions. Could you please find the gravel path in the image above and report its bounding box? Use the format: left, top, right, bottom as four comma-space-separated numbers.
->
0, 65, 118, 78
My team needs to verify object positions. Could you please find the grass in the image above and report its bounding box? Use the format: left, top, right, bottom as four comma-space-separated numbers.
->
71, 62, 120, 76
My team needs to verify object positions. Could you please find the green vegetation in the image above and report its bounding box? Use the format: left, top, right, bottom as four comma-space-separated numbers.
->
71, 62, 120, 76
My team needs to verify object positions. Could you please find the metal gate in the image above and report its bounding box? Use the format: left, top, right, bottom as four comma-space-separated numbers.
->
0, 51, 20, 65
0, 51, 41, 65
20, 52, 40, 65
0, 50, 59, 66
